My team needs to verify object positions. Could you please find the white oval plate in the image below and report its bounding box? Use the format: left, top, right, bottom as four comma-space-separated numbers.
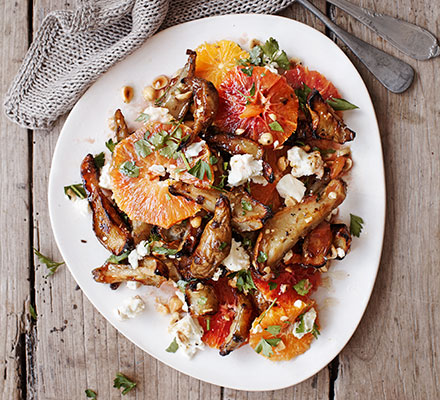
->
49, 14, 385, 391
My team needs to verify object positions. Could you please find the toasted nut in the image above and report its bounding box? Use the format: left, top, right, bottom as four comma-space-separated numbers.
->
175, 91, 192, 101
168, 296, 183, 313
258, 132, 274, 146
235, 128, 245, 135
121, 86, 134, 103
250, 38, 263, 49
269, 113, 277, 121
170, 312, 180, 325
320, 262, 329, 272
142, 86, 156, 101
155, 303, 170, 315
152, 75, 169, 90
277, 156, 288, 172
343, 157, 353, 172
190, 216, 202, 229
303, 144, 311, 152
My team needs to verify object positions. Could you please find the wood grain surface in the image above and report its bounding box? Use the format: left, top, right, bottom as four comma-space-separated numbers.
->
0, 0, 438, 399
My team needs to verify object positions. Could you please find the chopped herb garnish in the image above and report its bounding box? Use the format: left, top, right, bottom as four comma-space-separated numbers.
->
209, 155, 219, 165
350, 213, 364, 237
176, 280, 188, 293
119, 161, 139, 178
165, 193, 171, 201
293, 279, 312, 296
206, 317, 211, 331
134, 139, 152, 158
295, 83, 312, 111
265, 325, 281, 336
268, 121, 284, 132
135, 112, 150, 122
326, 98, 359, 111
249, 82, 256, 96
268, 281, 278, 291
219, 242, 228, 250
198, 296, 208, 306
188, 160, 212, 181
312, 323, 320, 339
166, 338, 179, 353
94, 152, 106, 169
33, 248, 65, 276
152, 246, 179, 256
228, 269, 257, 293
241, 66, 254, 76
257, 297, 278, 325
85, 389, 97, 399
105, 138, 116, 153
64, 184, 87, 200
113, 373, 137, 395
239, 38, 290, 71
257, 251, 268, 263
179, 151, 191, 170
242, 237, 253, 248
254, 337, 281, 358
241, 200, 253, 212
29, 304, 37, 320
107, 251, 130, 264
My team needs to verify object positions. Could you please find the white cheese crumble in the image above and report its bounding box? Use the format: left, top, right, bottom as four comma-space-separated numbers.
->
222, 239, 250, 272
128, 240, 150, 269
168, 314, 205, 357
99, 162, 113, 190
287, 146, 324, 179
336, 248, 346, 258
142, 105, 173, 123
148, 164, 166, 176
114, 295, 145, 320
227, 154, 265, 187
175, 289, 189, 312
291, 308, 317, 339
276, 174, 306, 203
126, 281, 141, 290
185, 140, 206, 158
71, 196, 90, 216
294, 300, 303, 308
211, 267, 223, 281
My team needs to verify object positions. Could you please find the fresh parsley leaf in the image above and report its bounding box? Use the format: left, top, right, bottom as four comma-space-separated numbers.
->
149, 130, 168, 148
293, 279, 312, 296
113, 373, 137, 395
176, 280, 188, 293
64, 184, 87, 200
350, 213, 364, 237
249, 82, 256, 97
257, 297, 278, 325
241, 66, 254, 76
241, 200, 253, 212
249, 45, 263, 65
326, 98, 359, 110
261, 37, 279, 59
229, 269, 257, 293
197, 296, 208, 306
206, 317, 211, 331
265, 325, 281, 336
105, 138, 116, 153
295, 83, 312, 110
312, 146, 336, 156
188, 160, 212, 181
274, 51, 290, 70
268, 121, 284, 132
152, 246, 179, 256
294, 140, 306, 147
135, 112, 150, 122
119, 161, 139, 178
85, 389, 97, 399
312, 323, 320, 339
107, 251, 130, 264
134, 139, 152, 158
219, 242, 228, 250
159, 139, 180, 159
166, 338, 179, 353
94, 152, 106, 169
33, 248, 65, 276
29, 304, 37, 320
261, 37, 289, 70
242, 237, 253, 248
209, 155, 218, 165
257, 251, 267, 263
268, 281, 278, 291
254, 337, 281, 357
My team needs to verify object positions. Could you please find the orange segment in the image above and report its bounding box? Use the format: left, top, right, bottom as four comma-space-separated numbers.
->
215, 66, 298, 146
195, 40, 249, 88
285, 64, 341, 100
110, 122, 214, 229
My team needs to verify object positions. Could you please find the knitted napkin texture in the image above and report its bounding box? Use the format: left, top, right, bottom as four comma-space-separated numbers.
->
4, 0, 295, 130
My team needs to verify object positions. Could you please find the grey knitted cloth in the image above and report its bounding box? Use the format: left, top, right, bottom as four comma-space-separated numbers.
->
4, 0, 295, 130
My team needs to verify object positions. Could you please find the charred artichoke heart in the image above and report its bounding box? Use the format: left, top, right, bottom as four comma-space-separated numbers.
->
185, 282, 219, 316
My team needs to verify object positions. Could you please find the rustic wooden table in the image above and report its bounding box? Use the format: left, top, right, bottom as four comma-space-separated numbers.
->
1, 1, 439, 399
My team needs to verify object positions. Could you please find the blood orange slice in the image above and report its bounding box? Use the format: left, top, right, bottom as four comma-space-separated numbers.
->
110, 122, 213, 229
215, 66, 298, 146
285, 64, 341, 100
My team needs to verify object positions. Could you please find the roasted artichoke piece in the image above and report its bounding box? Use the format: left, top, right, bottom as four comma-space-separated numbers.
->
190, 196, 232, 279
219, 292, 254, 356
92, 256, 169, 287
185, 282, 219, 316
114, 109, 130, 141
253, 178, 347, 271
169, 182, 271, 232
302, 221, 333, 267
157, 219, 203, 256
156, 49, 196, 119
307, 90, 355, 144
81, 154, 132, 255
131, 220, 152, 245
331, 223, 352, 259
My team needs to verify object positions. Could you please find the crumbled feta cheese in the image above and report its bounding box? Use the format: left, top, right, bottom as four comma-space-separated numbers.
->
227, 154, 265, 187
128, 240, 150, 269
294, 300, 303, 308
175, 290, 189, 312
126, 281, 141, 290
99, 162, 113, 190
141, 105, 172, 123
280, 284, 288, 293
212, 267, 223, 281
168, 314, 205, 357
291, 308, 317, 339
222, 239, 250, 272
114, 295, 145, 320
148, 164, 166, 176
287, 146, 324, 179
185, 140, 206, 158
276, 174, 306, 203
71, 197, 90, 216
336, 248, 346, 258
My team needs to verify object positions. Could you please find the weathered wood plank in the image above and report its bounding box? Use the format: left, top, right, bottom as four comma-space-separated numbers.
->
0, 1, 31, 399
328, 1, 440, 399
